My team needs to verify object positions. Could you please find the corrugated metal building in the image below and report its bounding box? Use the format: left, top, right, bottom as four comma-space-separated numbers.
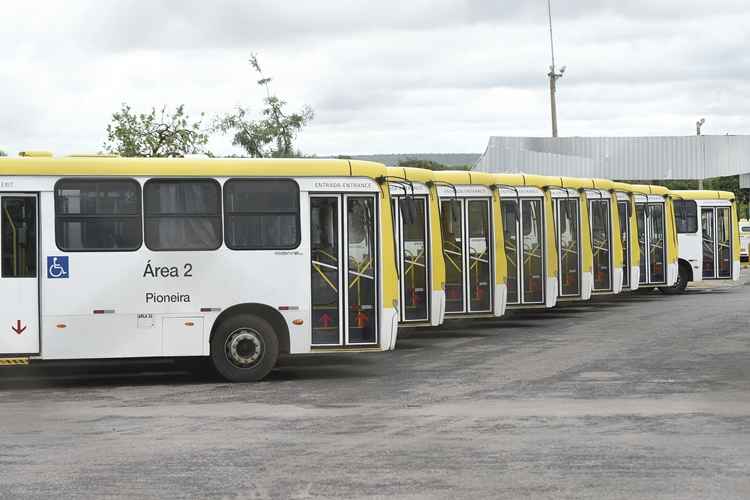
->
475, 136, 750, 186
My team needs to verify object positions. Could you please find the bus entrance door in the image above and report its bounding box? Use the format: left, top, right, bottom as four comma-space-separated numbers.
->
0, 194, 40, 356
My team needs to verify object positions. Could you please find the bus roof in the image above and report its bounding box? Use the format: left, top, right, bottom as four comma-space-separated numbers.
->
0, 156, 389, 179
386, 166, 436, 183
628, 184, 671, 196
494, 173, 569, 189
433, 170, 495, 186
670, 189, 736, 201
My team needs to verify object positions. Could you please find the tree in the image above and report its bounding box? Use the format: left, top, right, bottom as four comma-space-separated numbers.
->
104, 104, 209, 157
0, 150, 6, 157
215, 54, 313, 158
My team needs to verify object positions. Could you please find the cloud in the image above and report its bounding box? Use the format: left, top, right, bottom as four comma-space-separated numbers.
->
1, 0, 750, 156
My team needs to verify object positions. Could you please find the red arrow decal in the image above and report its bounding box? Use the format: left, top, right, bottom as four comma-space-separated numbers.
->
320, 313, 332, 328
11, 320, 27, 335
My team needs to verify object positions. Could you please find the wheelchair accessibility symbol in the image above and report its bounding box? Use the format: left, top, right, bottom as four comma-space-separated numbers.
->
47, 256, 69, 279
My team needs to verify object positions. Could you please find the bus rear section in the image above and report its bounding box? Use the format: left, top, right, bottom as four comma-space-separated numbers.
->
434, 171, 507, 319
387, 166, 446, 327
0, 156, 400, 382
630, 185, 678, 290
583, 180, 624, 296
550, 177, 595, 302
495, 174, 558, 309
740, 219, 750, 262
668, 190, 740, 292
612, 183, 641, 291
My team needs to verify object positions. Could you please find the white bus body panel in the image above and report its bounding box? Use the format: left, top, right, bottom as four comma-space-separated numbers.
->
494, 284, 507, 318
612, 267, 623, 294
0, 273, 40, 355
581, 271, 594, 300
678, 199, 736, 283
678, 231, 703, 283
5, 175, 396, 361
0, 192, 40, 356
431, 290, 445, 326
630, 266, 640, 290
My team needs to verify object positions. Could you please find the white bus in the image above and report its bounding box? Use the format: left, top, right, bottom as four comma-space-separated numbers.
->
0, 153, 400, 381
666, 190, 740, 292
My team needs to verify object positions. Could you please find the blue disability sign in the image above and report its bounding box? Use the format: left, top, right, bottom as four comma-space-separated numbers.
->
47, 256, 69, 279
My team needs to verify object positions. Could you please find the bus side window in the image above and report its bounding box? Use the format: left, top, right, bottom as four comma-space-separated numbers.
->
675, 200, 698, 233
55, 178, 142, 252
224, 179, 300, 250
144, 179, 222, 251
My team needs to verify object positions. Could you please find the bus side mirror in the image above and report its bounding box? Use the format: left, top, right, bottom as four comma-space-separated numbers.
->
564, 201, 572, 220
441, 199, 461, 235
401, 196, 418, 226
506, 202, 519, 223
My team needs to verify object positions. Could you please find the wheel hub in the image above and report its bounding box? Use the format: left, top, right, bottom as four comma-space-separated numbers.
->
225, 328, 264, 368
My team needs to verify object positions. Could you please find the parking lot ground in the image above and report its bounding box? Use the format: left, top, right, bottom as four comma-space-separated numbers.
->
1, 277, 750, 499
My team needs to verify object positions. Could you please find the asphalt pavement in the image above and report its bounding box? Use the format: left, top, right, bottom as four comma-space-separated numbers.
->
1, 277, 749, 499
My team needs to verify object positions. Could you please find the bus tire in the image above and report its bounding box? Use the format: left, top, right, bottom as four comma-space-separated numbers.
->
210, 314, 279, 382
659, 263, 689, 295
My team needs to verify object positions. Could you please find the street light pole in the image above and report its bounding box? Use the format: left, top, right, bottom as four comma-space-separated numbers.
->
548, 66, 564, 137
697, 118, 705, 189
547, 0, 564, 137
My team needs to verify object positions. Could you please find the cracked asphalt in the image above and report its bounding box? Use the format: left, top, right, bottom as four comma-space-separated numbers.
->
1, 276, 749, 499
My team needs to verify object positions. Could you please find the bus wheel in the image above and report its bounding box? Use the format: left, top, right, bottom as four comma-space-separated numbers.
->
210, 314, 279, 382
659, 263, 689, 295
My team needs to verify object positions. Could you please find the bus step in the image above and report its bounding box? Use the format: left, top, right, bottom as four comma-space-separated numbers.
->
0, 357, 30, 366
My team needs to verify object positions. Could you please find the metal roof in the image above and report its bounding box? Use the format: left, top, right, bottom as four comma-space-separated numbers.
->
475, 136, 750, 180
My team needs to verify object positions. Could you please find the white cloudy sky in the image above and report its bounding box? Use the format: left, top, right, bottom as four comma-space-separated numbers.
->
1, 0, 748, 157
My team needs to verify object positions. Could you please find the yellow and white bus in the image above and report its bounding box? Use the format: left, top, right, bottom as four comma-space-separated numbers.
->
494, 174, 558, 308
612, 182, 641, 291
581, 179, 624, 295
630, 185, 678, 289
0, 153, 400, 381
433, 171, 507, 318
666, 190, 740, 292
550, 176, 595, 301
387, 166, 446, 326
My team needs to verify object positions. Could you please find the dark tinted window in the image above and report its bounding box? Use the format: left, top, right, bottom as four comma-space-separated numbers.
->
675, 200, 698, 233
55, 179, 142, 251
144, 179, 222, 251
224, 179, 300, 250
2, 197, 37, 277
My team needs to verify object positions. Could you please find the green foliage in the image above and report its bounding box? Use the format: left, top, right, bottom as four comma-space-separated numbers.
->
104, 104, 209, 157
0, 150, 6, 157
397, 159, 471, 171
643, 175, 739, 194
215, 54, 314, 158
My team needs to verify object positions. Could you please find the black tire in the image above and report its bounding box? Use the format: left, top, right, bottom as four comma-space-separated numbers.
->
659, 263, 689, 295
210, 314, 279, 382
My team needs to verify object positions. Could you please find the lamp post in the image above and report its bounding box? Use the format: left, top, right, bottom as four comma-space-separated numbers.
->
697, 118, 705, 188
547, 0, 564, 137
548, 65, 565, 137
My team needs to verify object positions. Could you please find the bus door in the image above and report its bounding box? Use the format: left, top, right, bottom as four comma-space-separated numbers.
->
636, 202, 667, 284
589, 197, 612, 292
555, 197, 581, 297
618, 200, 631, 289
702, 206, 733, 279
502, 197, 545, 305
310, 194, 379, 347
393, 196, 430, 322
0, 194, 39, 356
441, 197, 492, 314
